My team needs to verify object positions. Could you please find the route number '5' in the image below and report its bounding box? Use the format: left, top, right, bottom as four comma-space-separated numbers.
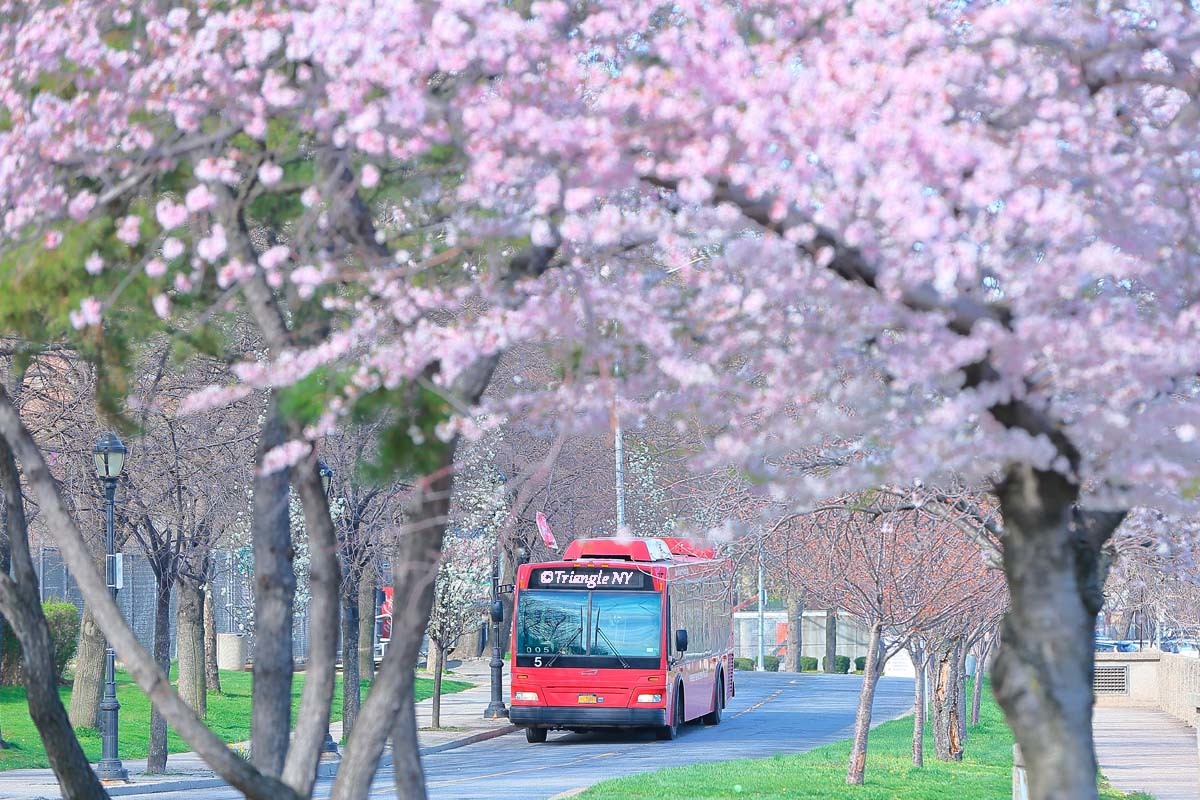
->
534, 657, 543, 667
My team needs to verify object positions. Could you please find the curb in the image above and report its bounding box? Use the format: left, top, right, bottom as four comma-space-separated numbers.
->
548, 788, 590, 799
6, 726, 519, 798
420, 724, 519, 755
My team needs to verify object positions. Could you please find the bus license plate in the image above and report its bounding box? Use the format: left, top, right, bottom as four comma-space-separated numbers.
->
578, 694, 599, 704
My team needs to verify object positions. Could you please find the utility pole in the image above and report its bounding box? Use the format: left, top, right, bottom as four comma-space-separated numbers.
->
757, 534, 765, 671
613, 362, 626, 530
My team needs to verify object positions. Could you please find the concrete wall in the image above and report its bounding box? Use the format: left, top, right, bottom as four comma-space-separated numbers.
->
1094, 651, 1200, 728
1094, 652, 1161, 707
733, 609, 870, 663
1157, 653, 1200, 726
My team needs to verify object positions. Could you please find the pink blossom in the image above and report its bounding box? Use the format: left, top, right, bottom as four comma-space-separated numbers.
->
43, 231, 63, 250
217, 258, 255, 288
84, 251, 104, 275
259, 440, 312, 475
530, 219, 556, 247
145, 258, 167, 278
68, 297, 102, 329
259, 245, 290, 270
360, 164, 380, 188
162, 238, 185, 260
564, 187, 595, 212
197, 224, 227, 262
68, 191, 97, 221
301, 187, 320, 207
185, 184, 217, 213
258, 162, 284, 186
156, 199, 188, 229
116, 215, 141, 246
152, 293, 171, 319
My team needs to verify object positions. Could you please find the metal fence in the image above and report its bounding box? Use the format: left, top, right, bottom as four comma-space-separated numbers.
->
35, 546, 312, 663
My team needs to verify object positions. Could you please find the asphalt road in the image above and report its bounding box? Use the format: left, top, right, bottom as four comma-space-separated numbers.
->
416, 672, 913, 800
113, 672, 912, 800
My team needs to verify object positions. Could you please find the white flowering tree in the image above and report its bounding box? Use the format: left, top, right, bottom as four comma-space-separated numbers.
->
425, 534, 491, 728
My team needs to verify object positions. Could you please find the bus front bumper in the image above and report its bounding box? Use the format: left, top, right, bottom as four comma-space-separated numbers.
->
509, 706, 668, 729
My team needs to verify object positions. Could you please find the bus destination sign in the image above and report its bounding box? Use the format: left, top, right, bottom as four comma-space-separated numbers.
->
531, 567, 648, 590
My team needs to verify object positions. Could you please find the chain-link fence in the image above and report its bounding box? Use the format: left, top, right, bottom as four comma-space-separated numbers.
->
36, 546, 312, 663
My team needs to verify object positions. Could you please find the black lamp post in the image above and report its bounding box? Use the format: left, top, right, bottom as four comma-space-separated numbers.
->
94, 432, 128, 783
317, 460, 341, 758
483, 541, 508, 720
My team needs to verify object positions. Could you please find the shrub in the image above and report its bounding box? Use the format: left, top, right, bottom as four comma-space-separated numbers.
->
854, 656, 867, 673
800, 656, 818, 672
733, 657, 755, 671
44, 601, 80, 682
0, 599, 80, 685
762, 655, 780, 672
823, 654, 851, 674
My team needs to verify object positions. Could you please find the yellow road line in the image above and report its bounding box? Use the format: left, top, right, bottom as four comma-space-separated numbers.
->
425, 750, 622, 786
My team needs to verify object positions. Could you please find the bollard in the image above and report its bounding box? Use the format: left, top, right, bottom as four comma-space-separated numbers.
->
1013, 743, 1028, 800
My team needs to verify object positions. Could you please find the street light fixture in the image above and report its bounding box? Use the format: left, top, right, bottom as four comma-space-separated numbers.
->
93, 432, 128, 783
316, 459, 340, 759
483, 540, 509, 720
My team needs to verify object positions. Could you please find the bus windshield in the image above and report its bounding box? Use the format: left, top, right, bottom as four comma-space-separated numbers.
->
517, 590, 662, 661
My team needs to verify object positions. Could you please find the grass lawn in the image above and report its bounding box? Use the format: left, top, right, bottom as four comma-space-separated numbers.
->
0, 666, 472, 771
578, 679, 1149, 800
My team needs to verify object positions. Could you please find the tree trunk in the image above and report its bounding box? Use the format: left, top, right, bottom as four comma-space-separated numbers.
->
0, 432, 107, 798
250, 399, 295, 778
341, 587, 360, 739
390, 671, 422, 798
146, 571, 173, 774
824, 608, 837, 673
357, 578, 375, 682
991, 465, 1124, 800
846, 621, 884, 785
68, 604, 105, 729
954, 638, 969, 747
331, 464, 452, 800
910, 643, 926, 767
0, 383, 300, 800
431, 642, 444, 729
176, 575, 207, 718
932, 637, 963, 762
204, 584, 221, 693
426, 638, 441, 679
785, 594, 804, 672
971, 639, 990, 726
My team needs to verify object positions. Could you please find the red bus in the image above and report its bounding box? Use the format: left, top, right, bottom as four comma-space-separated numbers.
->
509, 537, 734, 743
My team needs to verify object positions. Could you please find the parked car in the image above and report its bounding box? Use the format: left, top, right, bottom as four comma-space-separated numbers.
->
1163, 639, 1200, 657
1114, 641, 1141, 652
1094, 638, 1119, 652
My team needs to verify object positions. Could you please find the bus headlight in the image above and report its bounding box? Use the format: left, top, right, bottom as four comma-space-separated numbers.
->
636, 693, 663, 703
515, 691, 539, 702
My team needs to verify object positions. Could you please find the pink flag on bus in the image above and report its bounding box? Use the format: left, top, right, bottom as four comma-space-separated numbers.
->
536, 512, 558, 550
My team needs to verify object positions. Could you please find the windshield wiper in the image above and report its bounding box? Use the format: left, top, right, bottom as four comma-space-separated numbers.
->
593, 610, 632, 668
544, 607, 586, 668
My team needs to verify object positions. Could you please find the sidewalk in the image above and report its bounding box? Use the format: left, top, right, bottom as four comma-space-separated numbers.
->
0, 659, 515, 799
1095, 706, 1199, 800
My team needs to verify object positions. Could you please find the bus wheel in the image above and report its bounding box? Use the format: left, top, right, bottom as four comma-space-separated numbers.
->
526, 727, 547, 744
703, 674, 724, 726
656, 688, 682, 741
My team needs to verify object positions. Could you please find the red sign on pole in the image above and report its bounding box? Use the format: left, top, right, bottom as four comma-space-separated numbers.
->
536, 512, 558, 551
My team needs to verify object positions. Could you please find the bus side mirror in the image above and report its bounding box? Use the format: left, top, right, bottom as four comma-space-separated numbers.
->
675, 629, 688, 653
489, 600, 504, 623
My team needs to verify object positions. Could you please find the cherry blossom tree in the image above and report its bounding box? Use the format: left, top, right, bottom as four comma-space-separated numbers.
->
424, 533, 490, 729
781, 500, 1006, 784
1, 4, 1198, 799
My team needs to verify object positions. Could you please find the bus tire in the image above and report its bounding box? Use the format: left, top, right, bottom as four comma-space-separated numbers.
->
703, 673, 724, 726
656, 686, 683, 740
525, 727, 547, 744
